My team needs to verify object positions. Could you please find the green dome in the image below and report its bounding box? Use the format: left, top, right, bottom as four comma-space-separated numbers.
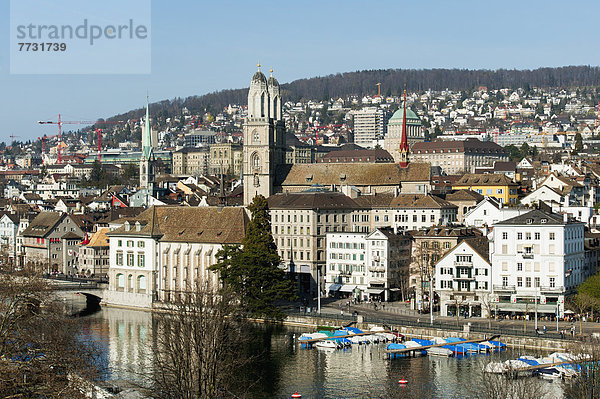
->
389, 103, 420, 125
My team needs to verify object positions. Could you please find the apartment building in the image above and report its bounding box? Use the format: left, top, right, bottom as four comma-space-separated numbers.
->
172, 147, 210, 176
325, 228, 411, 302
267, 190, 370, 297
434, 237, 492, 318
353, 107, 388, 148
411, 139, 509, 174
491, 210, 586, 317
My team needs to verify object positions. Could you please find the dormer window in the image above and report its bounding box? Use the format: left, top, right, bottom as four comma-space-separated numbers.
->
541, 218, 547, 224
526, 218, 533, 224
124, 221, 131, 231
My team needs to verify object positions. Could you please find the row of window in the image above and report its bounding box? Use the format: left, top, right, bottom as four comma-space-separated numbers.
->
330, 242, 365, 250
115, 251, 145, 268
274, 214, 311, 223
502, 231, 551, 240
501, 276, 557, 288
117, 239, 145, 248
330, 253, 365, 261
273, 226, 311, 235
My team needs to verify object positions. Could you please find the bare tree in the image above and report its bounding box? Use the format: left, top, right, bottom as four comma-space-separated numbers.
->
152, 283, 251, 399
562, 342, 600, 398
480, 293, 496, 328
471, 360, 550, 399
0, 270, 99, 397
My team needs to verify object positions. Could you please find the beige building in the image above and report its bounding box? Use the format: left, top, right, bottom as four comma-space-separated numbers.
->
172, 147, 209, 176
268, 191, 370, 297
209, 143, 243, 176
411, 139, 509, 174
353, 107, 387, 148
78, 228, 109, 277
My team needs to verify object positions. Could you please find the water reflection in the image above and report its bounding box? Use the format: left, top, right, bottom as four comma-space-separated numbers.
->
62, 293, 565, 398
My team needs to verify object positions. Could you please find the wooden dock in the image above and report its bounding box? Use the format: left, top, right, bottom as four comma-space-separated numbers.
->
384, 334, 501, 354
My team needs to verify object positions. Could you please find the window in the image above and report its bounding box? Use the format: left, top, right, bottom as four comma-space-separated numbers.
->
117, 273, 124, 288
535, 232, 540, 240
127, 252, 134, 267
496, 188, 503, 194
526, 277, 531, 288
502, 232, 508, 240
549, 232, 555, 240
116, 252, 123, 266
525, 232, 531, 240
421, 215, 426, 222
517, 262, 522, 271
502, 276, 508, 287
138, 241, 145, 248
535, 277, 540, 288
138, 253, 145, 267
517, 277, 522, 287
517, 233, 522, 240
118, 240, 122, 247
137, 275, 147, 291
127, 240, 134, 247
549, 277, 556, 288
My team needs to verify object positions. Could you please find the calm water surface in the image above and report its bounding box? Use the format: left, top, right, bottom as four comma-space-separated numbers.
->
64, 293, 565, 398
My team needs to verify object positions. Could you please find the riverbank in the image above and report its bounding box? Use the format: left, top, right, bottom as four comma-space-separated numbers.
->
281, 313, 579, 352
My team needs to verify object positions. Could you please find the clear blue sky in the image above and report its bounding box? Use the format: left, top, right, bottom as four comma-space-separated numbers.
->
1, 0, 598, 143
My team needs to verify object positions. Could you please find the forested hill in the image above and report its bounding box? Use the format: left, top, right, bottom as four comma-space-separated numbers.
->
107, 66, 600, 121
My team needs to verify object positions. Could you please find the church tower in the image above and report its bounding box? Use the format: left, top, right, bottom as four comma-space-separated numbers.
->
243, 64, 286, 206
140, 97, 155, 192
398, 89, 410, 168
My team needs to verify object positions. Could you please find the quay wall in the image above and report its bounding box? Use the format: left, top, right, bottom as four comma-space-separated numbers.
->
282, 314, 577, 352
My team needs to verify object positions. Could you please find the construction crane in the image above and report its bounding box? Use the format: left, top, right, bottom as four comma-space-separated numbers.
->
37, 134, 58, 154
376, 83, 382, 97
38, 115, 127, 164
8, 134, 20, 146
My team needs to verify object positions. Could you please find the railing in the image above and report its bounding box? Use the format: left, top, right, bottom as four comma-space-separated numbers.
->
453, 275, 474, 281
493, 285, 516, 291
283, 308, 579, 341
539, 285, 565, 293
454, 261, 473, 267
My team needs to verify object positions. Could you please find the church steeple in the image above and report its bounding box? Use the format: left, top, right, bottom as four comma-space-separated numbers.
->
140, 96, 155, 191
398, 89, 410, 168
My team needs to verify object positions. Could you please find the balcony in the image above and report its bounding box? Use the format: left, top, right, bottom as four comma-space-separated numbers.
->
539, 285, 565, 293
453, 275, 475, 281
454, 261, 473, 267
493, 284, 516, 292
369, 266, 385, 272
521, 253, 534, 259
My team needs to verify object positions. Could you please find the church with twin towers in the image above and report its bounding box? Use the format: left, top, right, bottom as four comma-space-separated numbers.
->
241, 65, 431, 207
242, 64, 287, 206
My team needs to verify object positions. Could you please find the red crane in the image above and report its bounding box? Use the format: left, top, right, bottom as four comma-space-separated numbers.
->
38, 115, 128, 164
37, 134, 58, 155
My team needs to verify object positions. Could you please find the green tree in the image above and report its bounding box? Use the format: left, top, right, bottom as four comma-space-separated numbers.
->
575, 132, 584, 153
89, 161, 105, 186
211, 195, 296, 319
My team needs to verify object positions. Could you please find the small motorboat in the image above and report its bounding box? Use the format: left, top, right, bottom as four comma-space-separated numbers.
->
537, 367, 562, 380
427, 346, 454, 357
315, 340, 337, 349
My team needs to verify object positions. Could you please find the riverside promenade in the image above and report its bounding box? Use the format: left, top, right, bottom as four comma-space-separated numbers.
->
284, 298, 600, 343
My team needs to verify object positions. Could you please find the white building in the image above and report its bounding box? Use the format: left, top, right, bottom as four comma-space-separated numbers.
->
104, 206, 248, 309
353, 107, 387, 148
491, 210, 586, 317
434, 237, 492, 318
0, 213, 19, 261
325, 228, 411, 302
370, 194, 458, 231
463, 197, 530, 228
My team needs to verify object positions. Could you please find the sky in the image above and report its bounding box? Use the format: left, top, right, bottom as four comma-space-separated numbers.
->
1, 0, 599, 143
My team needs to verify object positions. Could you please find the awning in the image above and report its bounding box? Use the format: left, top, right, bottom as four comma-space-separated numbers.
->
389, 288, 401, 292
339, 284, 356, 293
328, 283, 342, 292
367, 288, 384, 295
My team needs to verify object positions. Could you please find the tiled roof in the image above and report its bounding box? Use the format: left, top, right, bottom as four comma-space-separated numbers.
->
410, 226, 482, 238
494, 209, 569, 226
267, 191, 363, 210
445, 190, 485, 202
22, 212, 64, 238
319, 149, 394, 163
454, 173, 518, 187
85, 228, 110, 248
412, 138, 507, 154
389, 194, 456, 209
462, 237, 490, 263
108, 206, 249, 244
276, 162, 431, 187
352, 193, 395, 208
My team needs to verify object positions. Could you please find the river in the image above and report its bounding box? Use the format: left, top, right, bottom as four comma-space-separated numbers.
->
63, 292, 566, 398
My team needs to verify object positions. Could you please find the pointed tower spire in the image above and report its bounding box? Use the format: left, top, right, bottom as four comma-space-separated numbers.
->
398, 87, 410, 168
